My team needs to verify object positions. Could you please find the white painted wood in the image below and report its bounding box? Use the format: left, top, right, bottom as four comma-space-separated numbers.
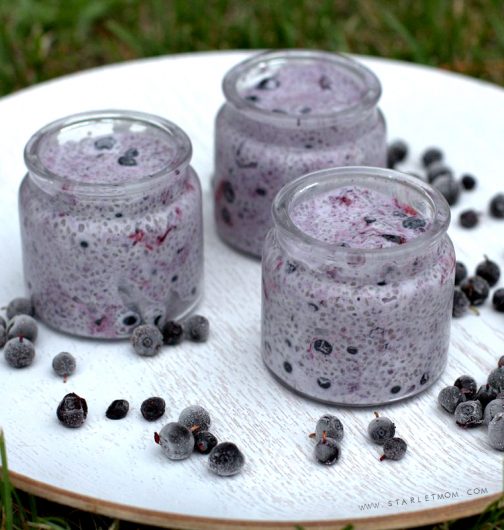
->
0, 52, 503, 527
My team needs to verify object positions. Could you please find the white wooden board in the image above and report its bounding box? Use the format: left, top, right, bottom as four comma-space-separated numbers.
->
0, 51, 502, 530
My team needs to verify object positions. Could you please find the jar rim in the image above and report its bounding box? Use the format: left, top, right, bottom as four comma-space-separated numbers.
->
222, 49, 382, 128
24, 109, 192, 197
272, 166, 451, 260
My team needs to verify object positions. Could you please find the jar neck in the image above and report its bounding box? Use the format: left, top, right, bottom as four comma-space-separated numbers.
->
24, 110, 192, 202
275, 223, 448, 282
27, 165, 188, 203
223, 49, 382, 130
223, 102, 380, 139
272, 166, 451, 279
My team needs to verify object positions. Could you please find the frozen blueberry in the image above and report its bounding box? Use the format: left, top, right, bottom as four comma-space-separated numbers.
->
455, 261, 467, 285
313, 339, 332, 355
475, 256, 500, 287
427, 162, 453, 183
159, 320, 184, 346
452, 289, 470, 318
6, 315, 38, 342
368, 413, 395, 444
221, 181, 235, 203
118, 155, 137, 166
454, 400, 483, 428
432, 174, 460, 206
438, 385, 466, 414
122, 313, 140, 327
208, 442, 245, 476
459, 210, 479, 229
380, 437, 407, 461
454, 375, 478, 399
387, 140, 408, 168
285, 261, 297, 274
124, 148, 139, 158
484, 398, 504, 425
381, 234, 405, 244
185, 315, 209, 342
6, 297, 34, 320
57, 393, 88, 428
256, 77, 280, 90
475, 385, 498, 409
140, 397, 166, 421
489, 193, 504, 219
314, 436, 340, 465
4, 337, 35, 368
319, 75, 332, 90
194, 431, 218, 455
94, 136, 116, 150
317, 377, 331, 389
106, 399, 129, 420
315, 414, 344, 442
488, 413, 504, 451
52, 351, 77, 379
488, 367, 504, 392
402, 217, 426, 230
178, 405, 211, 433
155, 422, 194, 460
460, 276, 490, 306
460, 174, 477, 190
493, 289, 504, 312
421, 147, 443, 167
131, 324, 163, 356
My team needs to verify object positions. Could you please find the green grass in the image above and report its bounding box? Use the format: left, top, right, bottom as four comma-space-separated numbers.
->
0, 1, 503, 528
0, 0, 503, 97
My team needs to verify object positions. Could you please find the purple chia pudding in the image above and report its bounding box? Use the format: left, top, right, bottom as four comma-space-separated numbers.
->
19, 110, 203, 338
213, 50, 387, 257
261, 167, 455, 406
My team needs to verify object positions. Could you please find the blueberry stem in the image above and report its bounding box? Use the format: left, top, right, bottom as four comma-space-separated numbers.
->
308, 432, 316, 439
374, 411, 380, 418
469, 306, 480, 316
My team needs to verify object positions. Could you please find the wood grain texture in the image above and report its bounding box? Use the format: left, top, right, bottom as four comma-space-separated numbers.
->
0, 52, 503, 529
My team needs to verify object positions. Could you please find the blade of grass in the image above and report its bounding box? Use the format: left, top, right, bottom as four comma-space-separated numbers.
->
379, 6, 428, 64
28, 493, 38, 520
471, 493, 504, 530
0, 429, 13, 530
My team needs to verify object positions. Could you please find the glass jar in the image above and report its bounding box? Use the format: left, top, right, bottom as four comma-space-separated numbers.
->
261, 167, 455, 406
20, 110, 203, 338
213, 49, 387, 257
